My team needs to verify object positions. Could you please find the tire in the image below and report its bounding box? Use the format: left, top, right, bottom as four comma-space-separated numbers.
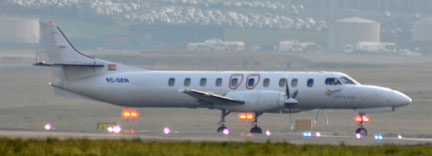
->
217, 126, 226, 132
250, 127, 262, 134
355, 128, 368, 137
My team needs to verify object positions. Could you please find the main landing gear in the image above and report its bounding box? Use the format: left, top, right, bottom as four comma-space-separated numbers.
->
216, 110, 264, 134
355, 113, 369, 137
250, 112, 263, 134
217, 110, 231, 132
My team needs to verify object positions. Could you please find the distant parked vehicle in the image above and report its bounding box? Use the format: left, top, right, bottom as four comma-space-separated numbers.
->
279, 40, 321, 53
187, 39, 245, 52
344, 42, 397, 54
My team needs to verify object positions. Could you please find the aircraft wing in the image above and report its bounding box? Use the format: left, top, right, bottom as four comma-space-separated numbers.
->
34, 62, 105, 67
180, 89, 245, 105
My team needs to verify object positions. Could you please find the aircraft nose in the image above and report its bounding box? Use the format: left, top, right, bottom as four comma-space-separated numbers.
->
393, 90, 412, 107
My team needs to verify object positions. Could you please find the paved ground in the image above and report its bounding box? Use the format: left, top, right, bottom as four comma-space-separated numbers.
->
1, 129, 432, 145
1, 50, 432, 145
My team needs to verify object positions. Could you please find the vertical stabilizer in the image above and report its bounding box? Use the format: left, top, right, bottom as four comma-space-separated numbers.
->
35, 20, 138, 82
37, 20, 96, 65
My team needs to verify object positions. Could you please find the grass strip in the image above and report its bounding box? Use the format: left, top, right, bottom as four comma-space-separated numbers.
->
0, 138, 431, 156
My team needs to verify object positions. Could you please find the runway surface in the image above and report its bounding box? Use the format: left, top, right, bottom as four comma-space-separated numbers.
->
1, 52, 432, 146
1, 129, 432, 145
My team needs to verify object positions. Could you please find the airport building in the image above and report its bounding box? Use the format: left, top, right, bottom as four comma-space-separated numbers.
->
0, 17, 39, 48
129, 24, 224, 50
413, 18, 432, 53
328, 17, 380, 52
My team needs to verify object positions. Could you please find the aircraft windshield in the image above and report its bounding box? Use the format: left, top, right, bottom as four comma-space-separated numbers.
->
339, 76, 360, 85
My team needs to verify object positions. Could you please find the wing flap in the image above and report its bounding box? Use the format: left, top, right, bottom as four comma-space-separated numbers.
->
181, 89, 245, 105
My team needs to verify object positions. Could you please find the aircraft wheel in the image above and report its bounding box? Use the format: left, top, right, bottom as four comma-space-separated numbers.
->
355, 128, 368, 137
217, 126, 227, 133
250, 126, 262, 134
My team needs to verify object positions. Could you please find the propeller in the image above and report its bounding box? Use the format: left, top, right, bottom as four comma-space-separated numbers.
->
284, 78, 298, 106
284, 77, 298, 131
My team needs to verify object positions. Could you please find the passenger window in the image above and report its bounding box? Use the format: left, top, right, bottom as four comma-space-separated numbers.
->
168, 78, 175, 87
231, 78, 238, 87
246, 74, 260, 89
215, 78, 222, 87
307, 79, 314, 87
247, 78, 255, 87
291, 78, 298, 87
263, 78, 270, 87
325, 78, 341, 85
279, 78, 287, 87
200, 78, 207, 87
184, 78, 191, 86
229, 74, 243, 89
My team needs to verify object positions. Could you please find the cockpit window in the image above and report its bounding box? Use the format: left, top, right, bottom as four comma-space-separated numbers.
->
339, 76, 359, 85
325, 78, 342, 85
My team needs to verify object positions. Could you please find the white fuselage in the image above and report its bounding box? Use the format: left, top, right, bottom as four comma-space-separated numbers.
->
53, 71, 412, 113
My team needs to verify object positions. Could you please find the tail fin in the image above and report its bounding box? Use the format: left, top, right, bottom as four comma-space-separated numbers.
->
35, 20, 139, 100
35, 20, 139, 80
35, 20, 103, 67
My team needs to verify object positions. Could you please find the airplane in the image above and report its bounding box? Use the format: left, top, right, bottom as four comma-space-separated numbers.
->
35, 20, 412, 136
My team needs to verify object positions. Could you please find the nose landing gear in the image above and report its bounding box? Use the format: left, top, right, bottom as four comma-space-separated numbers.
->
355, 113, 369, 137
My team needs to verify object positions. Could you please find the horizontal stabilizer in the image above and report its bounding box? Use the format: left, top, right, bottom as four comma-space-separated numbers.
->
181, 89, 245, 105
34, 62, 104, 67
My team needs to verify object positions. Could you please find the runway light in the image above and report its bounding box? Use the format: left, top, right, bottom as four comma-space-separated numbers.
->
373, 134, 383, 140
44, 123, 52, 131
124, 129, 130, 133
355, 133, 362, 139
265, 130, 271, 136
49, 20, 53, 23
398, 134, 403, 139
130, 129, 136, 134
113, 125, 122, 133
315, 132, 321, 138
163, 127, 170, 135
246, 133, 253, 137
222, 128, 230, 135
303, 131, 312, 137
107, 125, 122, 133
239, 114, 246, 119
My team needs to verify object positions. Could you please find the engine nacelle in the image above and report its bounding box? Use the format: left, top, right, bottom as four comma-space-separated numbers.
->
222, 90, 285, 112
